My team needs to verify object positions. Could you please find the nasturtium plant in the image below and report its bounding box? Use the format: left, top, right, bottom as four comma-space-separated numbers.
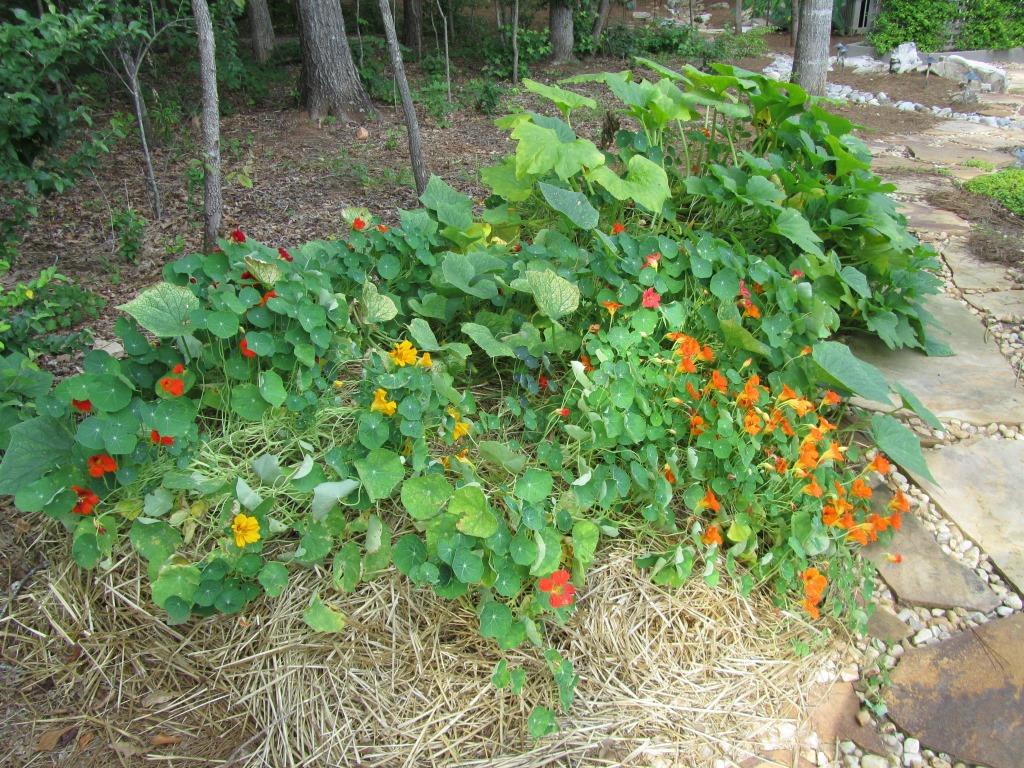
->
0, 59, 943, 741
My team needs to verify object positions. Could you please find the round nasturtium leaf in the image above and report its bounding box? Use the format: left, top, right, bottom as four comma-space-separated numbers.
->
206, 310, 240, 339
515, 469, 553, 505
400, 474, 454, 521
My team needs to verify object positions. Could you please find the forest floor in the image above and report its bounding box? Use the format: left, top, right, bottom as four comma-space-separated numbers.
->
3, 34, 1024, 768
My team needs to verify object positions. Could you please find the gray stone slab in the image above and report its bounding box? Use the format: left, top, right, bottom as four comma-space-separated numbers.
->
849, 295, 1024, 425
963, 289, 1024, 321
901, 140, 1014, 169
942, 238, 1014, 292
898, 201, 972, 236
886, 614, 1024, 768
864, 491, 1000, 612
908, 438, 1024, 593
866, 605, 914, 644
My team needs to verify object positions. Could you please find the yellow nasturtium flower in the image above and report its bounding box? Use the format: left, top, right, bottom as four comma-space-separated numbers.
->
452, 420, 470, 441
418, 352, 432, 368
370, 388, 397, 416
231, 513, 261, 548
389, 340, 418, 367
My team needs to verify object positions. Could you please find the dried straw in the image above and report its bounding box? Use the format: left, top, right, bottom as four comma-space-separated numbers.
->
1, 525, 832, 767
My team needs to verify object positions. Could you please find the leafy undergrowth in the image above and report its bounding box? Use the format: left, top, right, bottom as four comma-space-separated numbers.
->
0, 61, 942, 737
965, 168, 1024, 219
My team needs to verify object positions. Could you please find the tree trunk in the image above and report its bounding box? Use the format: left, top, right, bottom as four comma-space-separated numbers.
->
296, 0, 375, 122
790, 0, 800, 47
377, 0, 428, 194
192, 0, 222, 253
592, 0, 610, 46
248, 0, 275, 63
121, 55, 161, 220
403, 0, 423, 60
549, 0, 573, 64
734, 0, 743, 32
511, 0, 520, 84
791, 0, 832, 96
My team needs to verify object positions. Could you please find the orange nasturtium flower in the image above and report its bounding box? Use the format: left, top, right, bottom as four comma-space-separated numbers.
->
370, 388, 397, 416
868, 453, 891, 475
662, 464, 677, 485
743, 409, 763, 435
87, 453, 118, 478
579, 354, 594, 373
822, 504, 840, 527
777, 384, 815, 416
601, 300, 624, 318
690, 414, 706, 436
707, 369, 728, 394
159, 375, 186, 396
735, 375, 766, 409
231, 513, 261, 548
702, 524, 723, 547
389, 340, 418, 367
822, 390, 842, 407
851, 478, 873, 499
801, 567, 828, 620
820, 441, 846, 464
611, 222, 625, 235
802, 475, 824, 498
539, 569, 576, 608
700, 488, 721, 513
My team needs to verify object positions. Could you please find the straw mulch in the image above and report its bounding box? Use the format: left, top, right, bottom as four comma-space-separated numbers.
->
1, 522, 836, 768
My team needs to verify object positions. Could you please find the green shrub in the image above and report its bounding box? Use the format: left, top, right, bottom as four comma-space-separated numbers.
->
868, 0, 957, 53
112, 206, 147, 262
0, 65, 940, 735
0, 265, 104, 357
956, 0, 1024, 50
965, 169, 1024, 217
461, 77, 510, 115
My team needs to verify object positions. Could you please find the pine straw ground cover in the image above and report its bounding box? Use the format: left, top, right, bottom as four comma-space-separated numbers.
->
1, 530, 835, 767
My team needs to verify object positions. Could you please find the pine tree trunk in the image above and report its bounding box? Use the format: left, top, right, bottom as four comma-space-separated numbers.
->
549, 0, 573, 64
248, 0, 275, 64
377, 0, 428, 193
296, 0, 375, 122
192, 0, 222, 253
790, 0, 800, 47
734, 0, 743, 32
403, 0, 423, 60
791, 0, 832, 96
592, 0, 610, 46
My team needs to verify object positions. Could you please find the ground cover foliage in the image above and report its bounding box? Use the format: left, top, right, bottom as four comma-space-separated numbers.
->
0, 62, 943, 734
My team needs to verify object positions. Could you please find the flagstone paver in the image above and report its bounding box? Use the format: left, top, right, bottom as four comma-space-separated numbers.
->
866, 605, 913, 644
886, 613, 1024, 768
907, 438, 1024, 594
941, 238, 1015, 292
864, 491, 1001, 612
897, 201, 972, 236
963, 289, 1024, 321
849, 295, 1024, 425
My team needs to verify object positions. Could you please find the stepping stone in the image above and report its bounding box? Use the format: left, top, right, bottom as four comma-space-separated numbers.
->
886, 613, 1024, 768
898, 201, 971, 236
809, 682, 889, 757
866, 605, 913, 644
942, 238, 1012, 292
902, 140, 1014, 169
963, 289, 1024, 321
864, 491, 1000, 612
908, 438, 1024, 593
849, 295, 1024, 425
884, 174, 950, 199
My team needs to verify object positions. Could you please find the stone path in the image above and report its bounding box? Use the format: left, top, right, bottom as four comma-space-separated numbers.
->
807, 90, 1024, 768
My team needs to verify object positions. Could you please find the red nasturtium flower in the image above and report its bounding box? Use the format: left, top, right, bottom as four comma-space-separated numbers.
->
352, 217, 367, 231
539, 569, 576, 609
87, 453, 117, 479
702, 525, 723, 547
159, 376, 185, 397
278, 247, 293, 262
376, 224, 389, 233
558, 407, 570, 419
611, 222, 625, 235
791, 269, 805, 279
150, 430, 174, 446
641, 287, 661, 309
230, 229, 246, 243
579, 354, 594, 373
538, 374, 549, 391
240, 339, 257, 359
241, 270, 255, 281
258, 290, 277, 307
72, 399, 92, 414
71, 485, 100, 515
643, 252, 661, 270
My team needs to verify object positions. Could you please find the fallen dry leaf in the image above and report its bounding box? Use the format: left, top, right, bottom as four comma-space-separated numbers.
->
111, 739, 146, 758
77, 730, 95, 750
355, 126, 369, 141
150, 733, 182, 747
35, 725, 76, 752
